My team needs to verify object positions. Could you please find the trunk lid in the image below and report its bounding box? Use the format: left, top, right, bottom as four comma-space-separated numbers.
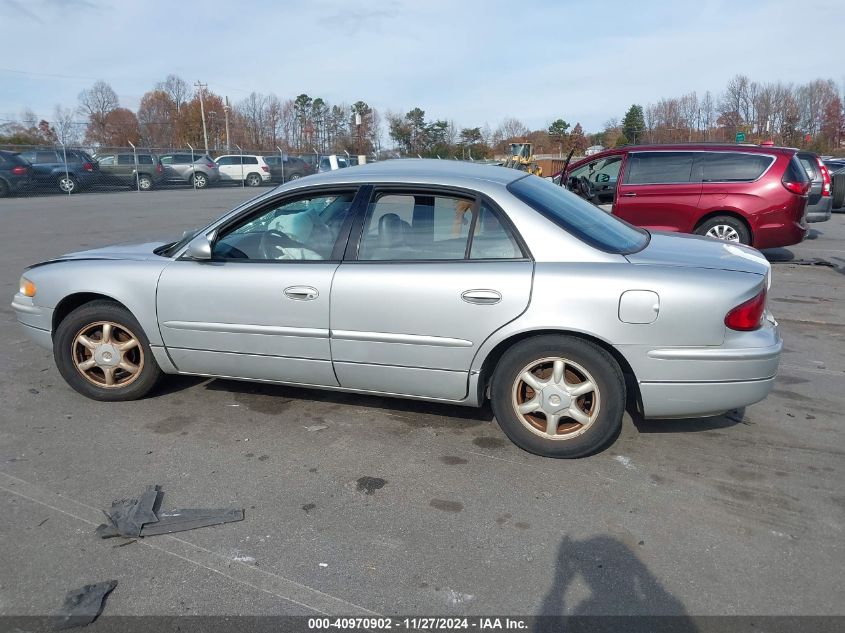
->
626, 231, 770, 276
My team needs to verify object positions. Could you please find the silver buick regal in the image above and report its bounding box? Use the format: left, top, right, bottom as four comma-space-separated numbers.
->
12, 160, 781, 458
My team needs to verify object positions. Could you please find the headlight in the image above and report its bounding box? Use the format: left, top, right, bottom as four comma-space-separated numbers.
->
19, 277, 36, 297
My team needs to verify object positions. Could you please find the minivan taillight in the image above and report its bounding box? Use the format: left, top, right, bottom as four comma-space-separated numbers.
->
11, 166, 27, 175
206, 162, 216, 169
82, 162, 94, 172
817, 158, 831, 196
725, 287, 767, 331
782, 179, 809, 195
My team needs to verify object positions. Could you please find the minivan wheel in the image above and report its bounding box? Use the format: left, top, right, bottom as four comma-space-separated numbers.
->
58, 174, 78, 194
695, 215, 750, 245
490, 335, 625, 458
193, 172, 208, 189
245, 172, 262, 187
137, 174, 153, 190
54, 300, 162, 402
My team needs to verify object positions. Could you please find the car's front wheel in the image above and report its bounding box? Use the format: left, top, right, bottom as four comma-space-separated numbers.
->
54, 300, 162, 401
490, 335, 624, 458
137, 174, 153, 191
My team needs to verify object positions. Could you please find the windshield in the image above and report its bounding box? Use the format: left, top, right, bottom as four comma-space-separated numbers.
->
508, 175, 648, 254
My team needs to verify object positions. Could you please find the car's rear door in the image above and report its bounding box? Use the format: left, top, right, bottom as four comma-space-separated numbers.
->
615, 151, 703, 232
329, 187, 533, 401
157, 188, 363, 385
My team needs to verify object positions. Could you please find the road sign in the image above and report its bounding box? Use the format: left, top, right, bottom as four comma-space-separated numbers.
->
735, 132, 746, 143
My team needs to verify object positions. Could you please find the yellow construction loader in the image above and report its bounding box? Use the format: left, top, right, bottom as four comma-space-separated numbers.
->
502, 142, 542, 176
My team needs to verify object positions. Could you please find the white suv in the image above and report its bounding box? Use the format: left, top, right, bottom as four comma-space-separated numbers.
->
214, 155, 271, 187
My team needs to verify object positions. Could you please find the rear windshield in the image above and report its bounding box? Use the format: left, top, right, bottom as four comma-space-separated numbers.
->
784, 155, 811, 184
797, 154, 820, 180
508, 175, 649, 254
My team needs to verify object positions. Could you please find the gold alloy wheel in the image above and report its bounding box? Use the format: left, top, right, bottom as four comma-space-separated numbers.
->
511, 356, 600, 440
71, 321, 144, 388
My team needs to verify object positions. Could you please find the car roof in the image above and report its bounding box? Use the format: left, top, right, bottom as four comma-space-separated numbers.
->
302, 159, 524, 186
608, 143, 795, 155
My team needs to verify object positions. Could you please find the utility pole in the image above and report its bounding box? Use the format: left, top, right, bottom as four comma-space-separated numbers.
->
223, 96, 231, 152
195, 81, 209, 155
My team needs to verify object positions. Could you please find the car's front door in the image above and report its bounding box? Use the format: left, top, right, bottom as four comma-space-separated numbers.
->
614, 151, 703, 232
156, 188, 361, 385
330, 188, 533, 401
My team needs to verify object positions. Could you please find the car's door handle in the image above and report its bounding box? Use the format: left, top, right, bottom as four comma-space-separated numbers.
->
461, 289, 502, 305
284, 286, 319, 301
622, 192, 637, 197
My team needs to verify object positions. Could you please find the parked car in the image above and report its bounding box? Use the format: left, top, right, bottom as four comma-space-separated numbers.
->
214, 155, 271, 186
12, 161, 780, 459
0, 149, 32, 197
159, 153, 220, 189
95, 152, 165, 191
16, 148, 100, 194
317, 154, 351, 173
822, 159, 845, 212
262, 155, 313, 182
795, 151, 832, 223
561, 144, 809, 248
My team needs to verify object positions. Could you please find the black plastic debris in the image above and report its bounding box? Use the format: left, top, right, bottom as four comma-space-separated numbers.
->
95, 485, 244, 539
57, 580, 117, 629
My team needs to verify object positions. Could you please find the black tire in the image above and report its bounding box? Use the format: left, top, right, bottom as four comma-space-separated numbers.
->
54, 300, 162, 402
0, 179, 9, 198
245, 172, 262, 187
490, 335, 625, 458
137, 174, 153, 191
288, 172, 302, 181
694, 215, 751, 245
193, 172, 208, 189
57, 174, 79, 194
831, 172, 844, 210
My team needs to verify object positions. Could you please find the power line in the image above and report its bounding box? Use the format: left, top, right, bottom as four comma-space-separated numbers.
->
0, 66, 98, 81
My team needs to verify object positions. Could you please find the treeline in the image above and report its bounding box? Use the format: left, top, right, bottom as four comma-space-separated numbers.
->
1, 73, 843, 156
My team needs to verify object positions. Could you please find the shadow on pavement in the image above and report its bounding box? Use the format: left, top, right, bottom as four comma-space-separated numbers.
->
630, 408, 746, 434
536, 535, 697, 632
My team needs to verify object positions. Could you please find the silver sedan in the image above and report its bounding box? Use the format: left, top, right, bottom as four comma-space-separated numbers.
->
12, 160, 781, 458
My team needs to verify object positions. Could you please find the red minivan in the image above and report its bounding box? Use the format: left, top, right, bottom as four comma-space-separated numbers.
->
561, 144, 810, 248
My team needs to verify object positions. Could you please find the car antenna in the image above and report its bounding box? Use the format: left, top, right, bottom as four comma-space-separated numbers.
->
560, 149, 575, 187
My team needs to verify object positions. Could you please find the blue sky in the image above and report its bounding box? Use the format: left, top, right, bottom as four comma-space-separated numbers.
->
0, 0, 840, 133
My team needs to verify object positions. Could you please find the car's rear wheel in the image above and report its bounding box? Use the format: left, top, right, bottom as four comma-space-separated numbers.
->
193, 172, 208, 189
490, 335, 624, 458
695, 215, 750, 245
57, 174, 78, 194
137, 174, 153, 191
288, 173, 302, 181
54, 300, 162, 401
245, 172, 262, 187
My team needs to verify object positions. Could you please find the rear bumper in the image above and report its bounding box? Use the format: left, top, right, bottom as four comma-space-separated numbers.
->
618, 319, 782, 418
806, 197, 832, 223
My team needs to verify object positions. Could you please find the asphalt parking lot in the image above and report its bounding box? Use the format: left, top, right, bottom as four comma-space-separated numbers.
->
0, 188, 843, 620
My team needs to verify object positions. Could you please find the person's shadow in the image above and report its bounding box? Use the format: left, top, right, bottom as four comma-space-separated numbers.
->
536, 535, 698, 633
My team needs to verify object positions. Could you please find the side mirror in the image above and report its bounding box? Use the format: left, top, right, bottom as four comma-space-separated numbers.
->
186, 233, 213, 260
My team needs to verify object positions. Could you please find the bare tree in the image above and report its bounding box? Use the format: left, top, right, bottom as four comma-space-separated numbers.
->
157, 75, 190, 113
52, 104, 81, 145
78, 80, 119, 145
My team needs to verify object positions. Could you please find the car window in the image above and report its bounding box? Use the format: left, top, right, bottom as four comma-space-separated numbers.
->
508, 175, 648, 255
172, 154, 192, 164
216, 156, 234, 166
160, 155, 173, 165
117, 154, 135, 165
798, 156, 819, 180
700, 153, 773, 182
97, 155, 116, 166
625, 152, 696, 184
35, 151, 60, 163
212, 192, 357, 261
138, 155, 154, 165
18, 151, 36, 163
570, 156, 622, 184
243, 156, 258, 165
358, 192, 476, 261
470, 201, 523, 259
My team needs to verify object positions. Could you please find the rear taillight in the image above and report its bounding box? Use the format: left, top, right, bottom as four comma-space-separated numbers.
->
782, 179, 809, 195
817, 158, 831, 196
11, 166, 27, 175
206, 162, 215, 169
156, 164, 163, 174
261, 165, 270, 172
82, 162, 94, 172
725, 287, 767, 331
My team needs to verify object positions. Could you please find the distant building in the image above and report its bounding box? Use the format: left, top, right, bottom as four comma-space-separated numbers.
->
585, 145, 604, 156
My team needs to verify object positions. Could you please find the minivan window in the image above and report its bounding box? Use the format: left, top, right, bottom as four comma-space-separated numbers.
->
701, 152, 773, 182
625, 152, 696, 184
508, 175, 648, 254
